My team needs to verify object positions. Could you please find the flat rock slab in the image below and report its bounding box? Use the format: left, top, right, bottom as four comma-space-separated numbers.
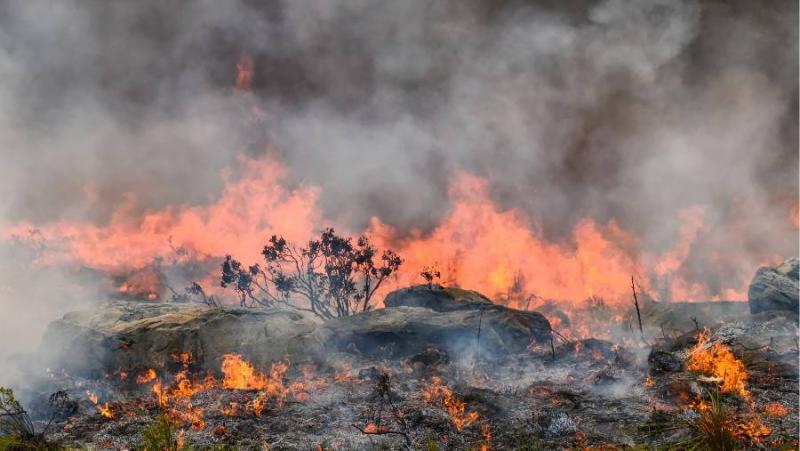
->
40, 302, 322, 377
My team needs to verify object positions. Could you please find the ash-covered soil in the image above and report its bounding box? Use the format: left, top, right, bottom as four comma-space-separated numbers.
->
16, 312, 799, 449
7, 266, 800, 450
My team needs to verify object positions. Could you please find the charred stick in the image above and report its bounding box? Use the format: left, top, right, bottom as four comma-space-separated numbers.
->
631, 276, 644, 341
474, 306, 485, 371
551, 329, 572, 344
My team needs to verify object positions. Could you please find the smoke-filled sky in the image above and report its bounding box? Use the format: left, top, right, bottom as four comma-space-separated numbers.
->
0, 0, 797, 357
0, 0, 795, 230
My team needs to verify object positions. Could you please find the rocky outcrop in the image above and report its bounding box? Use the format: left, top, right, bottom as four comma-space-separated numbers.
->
383, 285, 493, 311
318, 304, 551, 360
748, 258, 799, 314
41, 286, 552, 375
40, 302, 322, 377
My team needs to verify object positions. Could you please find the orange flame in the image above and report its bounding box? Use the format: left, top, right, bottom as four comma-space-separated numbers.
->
85, 391, 114, 419
136, 368, 157, 384
422, 376, 479, 431
2, 154, 773, 315
764, 402, 789, 417
363, 423, 390, 434
479, 422, 493, 451
686, 329, 749, 398
734, 415, 771, 442
221, 353, 315, 413
333, 362, 358, 383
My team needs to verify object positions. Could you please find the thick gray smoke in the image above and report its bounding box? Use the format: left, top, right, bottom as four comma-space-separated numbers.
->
0, 0, 796, 360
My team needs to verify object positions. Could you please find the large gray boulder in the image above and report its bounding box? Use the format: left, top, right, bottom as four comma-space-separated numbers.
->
40, 286, 552, 376
40, 302, 323, 377
319, 303, 551, 360
748, 258, 799, 314
383, 285, 494, 311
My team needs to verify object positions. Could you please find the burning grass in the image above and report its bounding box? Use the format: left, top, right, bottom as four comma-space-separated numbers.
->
421, 377, 480, 432
84, 391, 114, 420
764, 402, 790, 417
13, 283, 798, 449
686, 329, 749, 398
71, 351, 338, 442
141, 414, 190, 451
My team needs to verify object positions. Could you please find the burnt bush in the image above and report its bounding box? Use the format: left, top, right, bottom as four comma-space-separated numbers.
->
221, 228, 402, 319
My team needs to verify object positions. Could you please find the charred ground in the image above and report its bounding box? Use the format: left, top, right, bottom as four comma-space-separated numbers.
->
3, 259, 798, 450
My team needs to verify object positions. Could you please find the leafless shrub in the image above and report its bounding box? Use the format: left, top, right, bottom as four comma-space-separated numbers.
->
419, 264, 441, 289
222, 228, 402, 319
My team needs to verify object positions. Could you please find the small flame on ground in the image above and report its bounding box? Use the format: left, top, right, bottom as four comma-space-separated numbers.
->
333, 362, 358, 383
734, 414, 771, 442
421, 376, 479, 432
363, 423, 390, 434
85, 390, 114, 419
136, 368, 157, 384
686, 329, 749, 398
764, 402, 789, 417
478, 422, 493, 451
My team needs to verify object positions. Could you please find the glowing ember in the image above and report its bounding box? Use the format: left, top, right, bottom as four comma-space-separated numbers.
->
764, 402, 790, 417
734, 415, 771, 442
152, 382, 167, 408
333, 362, 358, 383
136, 368, 157, 384
422, 376, 480, 432
173, 352, 192, 366
479, 422, 493, 451
686, 329, 749, 398
363, 423, 390, 434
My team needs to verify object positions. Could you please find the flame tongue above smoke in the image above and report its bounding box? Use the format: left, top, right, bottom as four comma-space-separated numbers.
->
235, 52, 254, 91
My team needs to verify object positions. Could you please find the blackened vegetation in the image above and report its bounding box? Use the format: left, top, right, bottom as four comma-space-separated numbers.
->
419, 264, 441, 289
169, 282, 219, 307
631, 276, 645, 342
221, 228, 402, 319
0, 387, 35, 443
0, 387, 75, 450
352, 371, 411, 446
